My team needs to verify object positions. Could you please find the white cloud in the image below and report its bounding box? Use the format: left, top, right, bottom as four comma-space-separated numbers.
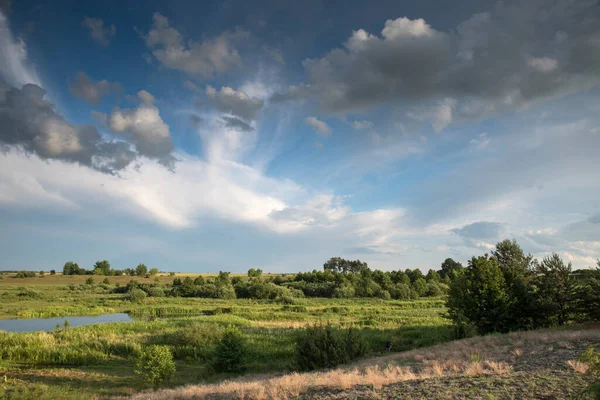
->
351, 120, 373, 130
0, 10, 41, 87
82, 17, 116, 46
108, 90, 174, 165
470, 132, 490, 150
408, 98, 456, 132
304, 116, 331, 137
143, 12, 245, 78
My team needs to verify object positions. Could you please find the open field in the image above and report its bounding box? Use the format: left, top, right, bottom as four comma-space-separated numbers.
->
0, 275, 451, 399
131, 324, 600, 400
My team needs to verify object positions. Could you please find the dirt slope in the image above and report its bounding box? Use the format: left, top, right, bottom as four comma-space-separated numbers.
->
130, 325, 600, 400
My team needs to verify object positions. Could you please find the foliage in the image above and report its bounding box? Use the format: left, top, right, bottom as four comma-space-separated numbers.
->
128, 288, 148, 303
440, 258, 463, 279
149, 268, 159, 276
294, 323, 367, 371
323, 257, 368, 274
134, 345, 176, 387
447, 254, 509, 334
63, 261, 86, 275
578, 346, 600, 399
247, 268, 263, 278
85, 277, 94, 285
136, 264, 148, 277
212, 325, 247, 373
534, 253, 576, 326
93, 260, 111, 275
15, 271, 37, 278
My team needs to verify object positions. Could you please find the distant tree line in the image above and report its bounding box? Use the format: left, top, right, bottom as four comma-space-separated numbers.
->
62, 261, 158, 277
447, 239, 600, 335
119, 257, 461, 301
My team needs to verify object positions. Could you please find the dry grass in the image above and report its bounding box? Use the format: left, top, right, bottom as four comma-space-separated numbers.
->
125, 326, 600, 400
566, 360, 589, 374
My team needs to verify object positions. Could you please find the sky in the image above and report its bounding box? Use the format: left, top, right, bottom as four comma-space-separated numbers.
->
0, 0, 599, 273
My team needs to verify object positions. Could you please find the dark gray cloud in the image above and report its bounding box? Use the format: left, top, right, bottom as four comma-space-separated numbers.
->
274, 1, 600, 126
451, 221, 505, 240
68, 72, 122, 104
82, 17, 116, 46
205, 85, 264, 121
0, 81, 136, 173
189, 114, 203, 128
143, 12, 246, 78
222, 116, 253, 132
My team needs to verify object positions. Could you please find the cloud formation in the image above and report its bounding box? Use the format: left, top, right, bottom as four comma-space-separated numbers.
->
221, 116, 253, 132
107, 90, 175, 167
82, 17, 116, 46
0, 81, 136, 173
143, 12, 246, 78
0, 11, 41, 87
304, 116, 331, 137
68, 72, 122, 104
275, 1, 600, 130
205, 85, 264, 121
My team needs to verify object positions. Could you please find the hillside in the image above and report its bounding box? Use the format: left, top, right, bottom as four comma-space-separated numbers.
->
130, 325, 600, 400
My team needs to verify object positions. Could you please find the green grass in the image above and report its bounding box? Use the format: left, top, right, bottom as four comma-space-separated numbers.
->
0, 276, 452, 398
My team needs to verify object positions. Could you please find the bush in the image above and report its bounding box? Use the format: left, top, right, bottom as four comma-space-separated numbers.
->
134, 345, 176, 387
147, 287, 166, 297
212, 325, 247, 373
294, 323, 367, 371
102, 277, 110, 285
15, 271, 36, 278
85, 277, 94, 285
579, 345, 600, 399
128, 288, 148, 303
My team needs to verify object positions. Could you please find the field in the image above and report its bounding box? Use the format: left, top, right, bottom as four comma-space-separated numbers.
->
0, 273, 451, 399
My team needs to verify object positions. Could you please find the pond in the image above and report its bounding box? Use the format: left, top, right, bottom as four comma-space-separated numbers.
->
0, 313, 134, 333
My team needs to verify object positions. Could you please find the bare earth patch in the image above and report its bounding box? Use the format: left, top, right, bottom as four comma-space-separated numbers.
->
129, 325, 600, 400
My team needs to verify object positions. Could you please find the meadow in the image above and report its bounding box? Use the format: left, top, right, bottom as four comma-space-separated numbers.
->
0, 273, 451, 399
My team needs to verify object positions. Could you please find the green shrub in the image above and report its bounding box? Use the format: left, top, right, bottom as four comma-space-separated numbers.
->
212, 325, 247, 373
128, 288, 148, 303
134, 345, 176, 387
294, 323, 367, 371
579, 345, 600, 399
102, 277, 110, 285
147, 287, 166, 297
85, 277, 94, 285
15, 271, 36, 278
17, 289, 40, 298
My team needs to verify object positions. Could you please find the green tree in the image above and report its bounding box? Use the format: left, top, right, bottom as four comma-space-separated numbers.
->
93, 260, 111, 275
39, 270, 44, 277
447, 254, 509, 334
411, 277, 428, 297
440, 258, 463, 280
492, 239, 537, 330
323, 257, 368, 274
534, 253, 576, 326
63, 261, 83, 275
135, 345, 176, 387
579, 262, 600, 322
128, 288, 148, 303
136, 264, 148, 277
149, 268, 159, 276
247, 268, 263, 278
50, 269, 56, 275
212, 325, 248, 373
193, 275, 205, 285
85, 277, 94, 285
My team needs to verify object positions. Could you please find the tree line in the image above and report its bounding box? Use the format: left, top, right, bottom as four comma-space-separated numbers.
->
446, 239, 600, 335
62, 261, 158, 277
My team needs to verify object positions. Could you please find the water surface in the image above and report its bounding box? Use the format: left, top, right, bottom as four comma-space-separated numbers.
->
0, 313, 133, 333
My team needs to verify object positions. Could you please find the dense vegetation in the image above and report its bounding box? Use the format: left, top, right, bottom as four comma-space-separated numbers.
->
447, 239, 600, 335
0, 243, 598, 398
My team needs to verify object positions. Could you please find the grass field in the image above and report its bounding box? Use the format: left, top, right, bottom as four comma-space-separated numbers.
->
0, 273, 451, 399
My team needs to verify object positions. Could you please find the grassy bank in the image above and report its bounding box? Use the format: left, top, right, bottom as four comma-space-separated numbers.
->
0, 276, 451, 398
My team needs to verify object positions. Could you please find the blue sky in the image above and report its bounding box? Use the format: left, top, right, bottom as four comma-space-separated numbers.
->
1, 0, 599, 272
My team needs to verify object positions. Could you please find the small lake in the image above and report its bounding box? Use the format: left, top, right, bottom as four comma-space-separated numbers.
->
0, 313, 134, 333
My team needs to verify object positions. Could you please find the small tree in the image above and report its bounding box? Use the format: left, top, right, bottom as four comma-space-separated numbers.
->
85, 277, 94, 285
93, 260, 111, 275
135, 345, 176, 388
212, 325, 247, 373
136, 264, 148, 277
39, 270, 44, 277
50, 270, 56, 275
102, 277, 110, 285
149, 267, 159, 276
